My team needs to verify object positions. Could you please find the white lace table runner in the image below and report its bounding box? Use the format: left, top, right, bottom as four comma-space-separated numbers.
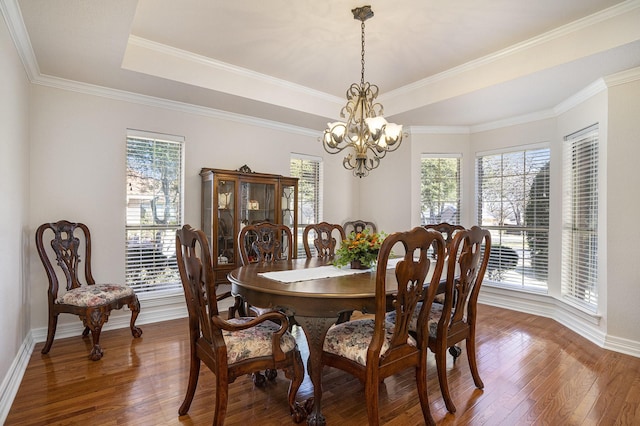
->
258, 265, 368, 283
258, 258, 404, 284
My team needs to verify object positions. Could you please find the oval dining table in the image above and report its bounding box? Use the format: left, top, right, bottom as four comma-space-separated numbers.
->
228, 257, 397, 425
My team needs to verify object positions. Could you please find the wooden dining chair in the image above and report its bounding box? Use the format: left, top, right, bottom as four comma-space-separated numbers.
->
236, 221, 298, 377
35, 220, 142, 361
176, 224, 306, 425
343, 219, 377, 236
321, 227, 446, 426
238, 222, 294, 265
427, 226, 491, 413
302, 222, 346, 258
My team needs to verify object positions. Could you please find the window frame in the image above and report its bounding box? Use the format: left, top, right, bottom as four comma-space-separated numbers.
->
561, 124, 599, 313
125, 129, 185, 296
420, 153, 462, 226
475, 143, 550, 292
290, 153, 323, 258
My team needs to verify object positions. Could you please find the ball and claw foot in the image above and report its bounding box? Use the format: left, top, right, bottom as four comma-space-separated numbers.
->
291, 401, 308, 423
449, 345, 462, 362
89, 345, 104, 361
303, 398, 314, 414
252, 372, 266, 387
265, 368, 278, 381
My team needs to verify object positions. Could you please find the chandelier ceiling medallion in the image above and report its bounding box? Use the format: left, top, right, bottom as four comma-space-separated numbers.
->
321, 5, 405, 178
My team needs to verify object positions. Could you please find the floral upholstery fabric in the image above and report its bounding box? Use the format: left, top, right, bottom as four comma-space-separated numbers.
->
223, 317, 297, 365
323, 318, 416, 366
56, 284, 134, 307
385, 302, 445, 338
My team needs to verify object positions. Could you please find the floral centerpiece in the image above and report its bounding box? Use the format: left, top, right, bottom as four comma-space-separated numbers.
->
333, 229, 385, 269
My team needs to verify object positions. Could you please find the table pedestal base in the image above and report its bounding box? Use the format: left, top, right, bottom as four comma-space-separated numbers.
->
294, 315, 337, 425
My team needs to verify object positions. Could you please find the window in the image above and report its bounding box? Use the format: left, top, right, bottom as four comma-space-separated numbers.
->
476, 146, 550, 290
420, 155, 461, 225
126, 130, 184, 294
290, 154, 322, 258
562, 124, 599, 311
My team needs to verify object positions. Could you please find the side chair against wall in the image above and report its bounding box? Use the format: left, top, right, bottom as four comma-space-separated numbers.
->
322, 227, 447, 426
427, 226, 491, 413
175, 225, 306, 425
35, 220, 142, 361
342, 219, 377, 236
302, 222, 346, 258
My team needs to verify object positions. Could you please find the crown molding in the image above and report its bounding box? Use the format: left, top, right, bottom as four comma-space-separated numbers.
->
0, 0, 38, 80
127, 35, 343, 106
470, 109, 558, 133
554, 78, 609, 115
384, 0, 640, 100
34, 73, 320, 138
409, 126, 471, 135
603, 65, 640, 86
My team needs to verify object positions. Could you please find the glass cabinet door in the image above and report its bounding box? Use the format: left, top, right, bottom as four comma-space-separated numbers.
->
280, 178, 298, 256
240, 181, 276, 226
281, 184, 295, 230
216, 178, 236, 265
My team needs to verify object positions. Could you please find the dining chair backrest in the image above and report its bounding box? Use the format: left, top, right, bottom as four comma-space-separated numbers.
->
375, 227, 447, 347
238, 222, 294, 265
302, 222, 346, 258
424, 222, 465, 257
440, 225, 491, 333
343, 219, 377, 236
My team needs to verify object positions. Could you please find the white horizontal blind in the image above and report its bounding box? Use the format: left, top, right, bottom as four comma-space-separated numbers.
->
476, 147, 550, 291
126, 131, 184, 293
561, 124, 599, 311
421, 155, 461, 225
291, 154, 322, 258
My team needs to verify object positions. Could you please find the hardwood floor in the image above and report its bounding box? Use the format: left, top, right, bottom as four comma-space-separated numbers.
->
6, 304, 640, 425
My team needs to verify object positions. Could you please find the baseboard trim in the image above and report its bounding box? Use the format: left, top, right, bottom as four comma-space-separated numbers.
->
479, 286, 640, 358
0, 331, 35, 424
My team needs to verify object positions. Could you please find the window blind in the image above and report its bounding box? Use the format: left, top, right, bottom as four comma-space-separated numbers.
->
476, 146, 550, 291
126, 131, 184, 293
561, 124, 599, 311
420, 154, 461, 225
291, 154, 323, 258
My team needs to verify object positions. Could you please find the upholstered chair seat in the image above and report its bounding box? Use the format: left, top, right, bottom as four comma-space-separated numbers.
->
56, 284, 135, 306
323, 319, 416, 366
224, 317, 298, 364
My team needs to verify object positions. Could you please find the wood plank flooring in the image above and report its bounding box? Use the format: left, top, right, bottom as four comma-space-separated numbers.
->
6, 304, 640, 425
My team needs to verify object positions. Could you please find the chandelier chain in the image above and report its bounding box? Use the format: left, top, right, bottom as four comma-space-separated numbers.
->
360, 19, 366, 86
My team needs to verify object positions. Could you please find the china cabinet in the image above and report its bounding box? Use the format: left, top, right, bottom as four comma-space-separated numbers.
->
201, 165, 298, 284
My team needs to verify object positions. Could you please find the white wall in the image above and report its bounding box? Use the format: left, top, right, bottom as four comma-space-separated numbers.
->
0, 10, 30, 413
606, 78, 640, 343
27, 84, 355, 331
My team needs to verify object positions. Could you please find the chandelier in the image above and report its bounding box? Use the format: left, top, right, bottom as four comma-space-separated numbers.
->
321, 5, 405, 178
